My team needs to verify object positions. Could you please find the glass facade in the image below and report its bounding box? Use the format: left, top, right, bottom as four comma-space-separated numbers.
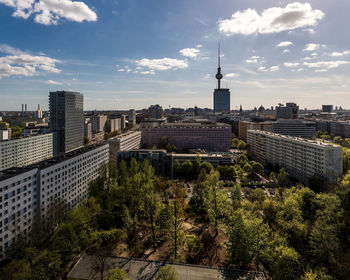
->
213, 88, 230, 114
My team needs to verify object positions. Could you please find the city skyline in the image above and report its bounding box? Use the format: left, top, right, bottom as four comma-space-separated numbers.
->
1, 0, 350, 110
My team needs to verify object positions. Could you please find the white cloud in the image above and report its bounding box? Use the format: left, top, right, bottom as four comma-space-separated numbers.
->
297, 68, 304, 72
284, 62, 299, 67
330, 50, 350, 57
303, 28, 315, 34
226, 73, 239, 78
315, 69, 328, 73
304, 60, 350, 70
117, 69, 125, 72
282, 49, 290, 53
276, 41, 293, 48
246, 55, 262, 64
0, 44, 26, 55
258, 66, 279, 72
196, 44, 203, 48
0, 0, 97, 25
140, 70, 155, 75
179, 48, 200, 58
135, 57, 188, 71
311, 52, 318, 56
0, 45, 61, 78
218, 2, 324, 36
269, 66, 279, 72
45, 79, 62, 85
303, 43, 320, 51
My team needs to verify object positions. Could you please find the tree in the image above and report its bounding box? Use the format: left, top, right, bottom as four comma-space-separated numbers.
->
181, 160, 193, 177
238, 154, 248, 166
231, 183, 242, 210
248, 188, 266, 205
242, 163, 252, 175
90, 229, 125, 280
168, 184, 185, 261
156, 266, 179, 280
11, 126, 23, 138
185, 234, 201, 261
105, 268, 129, 280
251, 161, 264, 176
231, 137, 239, 148
267, 245, 300, 280
237, 140, 247, 150
199, 161, 213, 174
226, 209, 269, 268
204, 170, 228, 236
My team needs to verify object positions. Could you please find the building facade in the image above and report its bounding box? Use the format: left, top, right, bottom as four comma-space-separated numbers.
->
109, 131, 142, 163
92, 115, 108, 133
49, 91, 84, 154
238, 121, 273, 142
0, 143, 109, 259
0, 134, 53, 171
213, 89, 230, 114
272, 119, 316, 139
247, 130, 343, 184
141, 123, 231, 152
276, 103, 299, 119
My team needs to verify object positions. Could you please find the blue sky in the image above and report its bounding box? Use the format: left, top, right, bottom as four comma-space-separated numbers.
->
0, 0, 350, 111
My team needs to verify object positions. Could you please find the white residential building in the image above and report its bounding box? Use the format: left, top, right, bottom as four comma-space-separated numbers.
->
0, 134, 53, 171
247, 130, 343, 184
0, 143, 109, 259
109, 130, 141, 163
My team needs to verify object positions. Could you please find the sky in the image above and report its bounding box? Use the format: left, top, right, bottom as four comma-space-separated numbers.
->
0, 0, 350, 111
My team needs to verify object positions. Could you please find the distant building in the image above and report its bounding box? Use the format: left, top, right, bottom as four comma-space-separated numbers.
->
247, 130, 343, 184
84, 122, 92, 141
109, 130, 142, 163
128, 109, 136, 126
0, 143, 109, 259
117, 149, 235, 178
276, 103, 299, 119
0, 133, 53, 171
0, 129, 9, 141
213, 45, 230, 114
148, 105, 163, 119
35, 104, 42, 119
322, 105, 333, 113
272, 119, 316, 139
330, 121, 350, 138
49, 91, 84, 154
107, 118, 121, 132
92, 114, 107, 133
141, 122, 231, 152
238, 121, 273, 142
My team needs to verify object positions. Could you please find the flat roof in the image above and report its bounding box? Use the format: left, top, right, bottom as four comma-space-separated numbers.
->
0, 142, 108, 182
248, 129, 341, 147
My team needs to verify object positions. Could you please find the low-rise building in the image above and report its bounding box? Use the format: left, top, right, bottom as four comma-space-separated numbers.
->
247, 130, 343, 184
141, 123, 231, 152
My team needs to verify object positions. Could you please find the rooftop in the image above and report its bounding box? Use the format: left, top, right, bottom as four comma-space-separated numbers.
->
0, 142, 108, 182
248, 130, 341, 148
67, 253, 265, 280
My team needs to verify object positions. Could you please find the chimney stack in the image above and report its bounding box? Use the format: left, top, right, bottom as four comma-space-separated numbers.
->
25, 104, 27, 112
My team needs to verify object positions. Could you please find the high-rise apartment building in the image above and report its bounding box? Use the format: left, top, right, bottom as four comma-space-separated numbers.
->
0, 143, 109, 259
109, 130, 142, 163
49, 91, 84, 154
213, 46, 230, 114
247, 130, 343, 184
0, 134, 53, 171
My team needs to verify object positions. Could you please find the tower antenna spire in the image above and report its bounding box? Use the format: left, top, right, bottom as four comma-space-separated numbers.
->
215, 43, 223, 89
218, 43, 221, 68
